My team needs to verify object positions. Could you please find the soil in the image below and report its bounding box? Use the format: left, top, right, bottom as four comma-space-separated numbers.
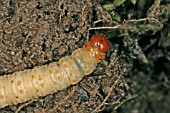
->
0, 0, 129, 113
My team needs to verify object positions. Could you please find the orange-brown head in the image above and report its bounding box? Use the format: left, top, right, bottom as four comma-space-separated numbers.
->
83, 34, 110, 62
90, 34, 110, 53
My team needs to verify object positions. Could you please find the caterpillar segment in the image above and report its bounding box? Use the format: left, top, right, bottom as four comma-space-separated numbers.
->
0, 34, 110, 108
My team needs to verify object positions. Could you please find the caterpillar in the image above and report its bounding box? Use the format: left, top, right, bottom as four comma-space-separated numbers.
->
0, 34, 110, 109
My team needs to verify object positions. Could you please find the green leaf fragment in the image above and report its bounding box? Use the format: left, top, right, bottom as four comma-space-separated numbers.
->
113, 0, 126, 7
131, 0, 137, 5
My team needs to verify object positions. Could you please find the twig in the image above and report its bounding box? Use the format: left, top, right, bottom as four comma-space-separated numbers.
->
92, 68, 126, 113
125, 17, 158, 22
64, 85, 77, 100
94, 20, 103, 24
114, 95, 137, 110
15, 100, 34, 113
89, 25, 121, 30
52, 85, 77, 110
89, 17, 162, 32
154, 0, 161, 6
125, 17, 163, 29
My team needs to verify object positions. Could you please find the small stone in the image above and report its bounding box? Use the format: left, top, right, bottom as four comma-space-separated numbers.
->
11, 51, 15, 55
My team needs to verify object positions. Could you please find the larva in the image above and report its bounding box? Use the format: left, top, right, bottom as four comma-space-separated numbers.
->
0, 34, 110, 109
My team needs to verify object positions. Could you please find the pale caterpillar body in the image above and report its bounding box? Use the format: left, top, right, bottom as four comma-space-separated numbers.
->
0, 34, 110, 108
